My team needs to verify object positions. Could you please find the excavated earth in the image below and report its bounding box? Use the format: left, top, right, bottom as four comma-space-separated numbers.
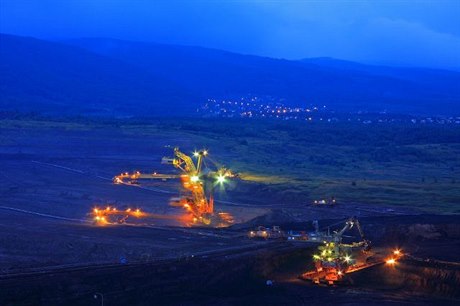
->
1, 214, 459, 305
1, 125, 459, 304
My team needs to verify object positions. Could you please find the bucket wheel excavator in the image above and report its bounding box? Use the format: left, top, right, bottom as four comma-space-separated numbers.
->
162, 148, 214, 224
113, 147, 235, 226
301, 217, 373, 285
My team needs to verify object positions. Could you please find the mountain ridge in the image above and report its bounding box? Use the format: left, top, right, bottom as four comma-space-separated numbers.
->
1, 33, 459, 116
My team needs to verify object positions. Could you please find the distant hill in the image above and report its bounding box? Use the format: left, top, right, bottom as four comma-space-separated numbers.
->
0, 34, 196, 116
66, 38, 460, 115
302, 57, 460, 94
1, 34, 459, 116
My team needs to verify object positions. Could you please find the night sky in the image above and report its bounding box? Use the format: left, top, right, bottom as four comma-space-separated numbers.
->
1, 0, 459, 68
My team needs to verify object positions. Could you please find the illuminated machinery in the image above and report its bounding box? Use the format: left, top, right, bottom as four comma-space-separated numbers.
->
162, 147, 234, 225
113, 171, 179, 185
331, 217, 371, 250
91, 206, 144, 225
113, 147, 234, 226
301, 217, 372, 285
248, 226, 284, 240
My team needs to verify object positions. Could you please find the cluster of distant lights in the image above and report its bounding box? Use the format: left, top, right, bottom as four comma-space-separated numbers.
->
199, 98, 327, 121
199, 98, 460, 125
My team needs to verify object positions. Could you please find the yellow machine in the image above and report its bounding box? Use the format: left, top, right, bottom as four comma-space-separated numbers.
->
301, 217, 372, 285
113, 147, 234, 225
164, 148, 213, 224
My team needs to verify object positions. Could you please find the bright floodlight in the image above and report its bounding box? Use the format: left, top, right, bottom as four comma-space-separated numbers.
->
193, 151, 199, 157
344, 255, 351, 263
386, 258, 396, 265
217, 175, 226, 184
203, 150, 208, 156
191, 175, 199, 182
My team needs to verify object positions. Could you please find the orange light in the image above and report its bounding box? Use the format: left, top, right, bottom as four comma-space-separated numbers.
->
393, 249, 401, 256
386, 258, 396, 265
94, 208, 98, 213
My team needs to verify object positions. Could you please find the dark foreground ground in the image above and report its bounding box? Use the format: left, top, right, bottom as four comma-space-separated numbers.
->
0, 118, 459, 304
1, 214, 460, 305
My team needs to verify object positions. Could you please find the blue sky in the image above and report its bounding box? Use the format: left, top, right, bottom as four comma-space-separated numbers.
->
1, 0, 459, 68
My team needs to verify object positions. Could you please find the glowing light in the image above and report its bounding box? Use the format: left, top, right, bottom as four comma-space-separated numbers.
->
393, 249, 401, 256
386, 258, 396, 265
203, 150, 208, 156
190, 175, 199, 182
216, 175, 226, 184
94, 208, 99, 213
338, 271, 343, 276
344, 255, 351, 263
193, 151, 199, 157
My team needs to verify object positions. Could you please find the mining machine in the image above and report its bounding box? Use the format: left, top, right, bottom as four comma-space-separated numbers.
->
113, 147, 234, 225
162, 148, 214, 224
301, 217, 372, 285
